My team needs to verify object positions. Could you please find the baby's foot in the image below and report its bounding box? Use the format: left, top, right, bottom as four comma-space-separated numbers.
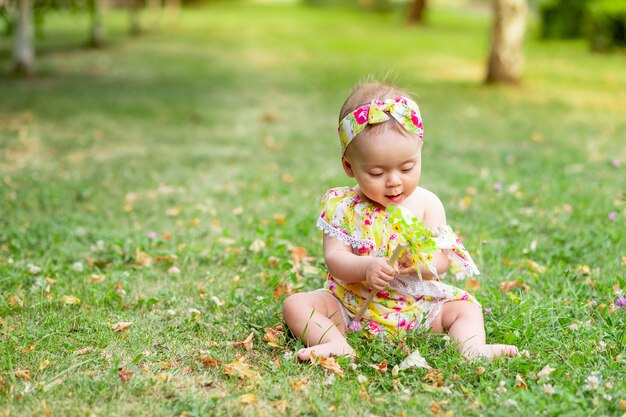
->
297, 342, 354, 361
464, 344, 519, 360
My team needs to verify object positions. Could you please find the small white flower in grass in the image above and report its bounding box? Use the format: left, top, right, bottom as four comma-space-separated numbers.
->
349, 363, 358, 371
597, 341, 606, 353
537, 365, 555, 380
323, 374, 335, 386
584, 372, 602, 391
248, 239, 266, 253
8, 257, 14, 264
503, 399, 518, 408
520, 350, 531, 359
168, 266, 181, 275
166, 309, 176, 316
568, 323, 579, 331
496, 381, 507, 393
543, 384, 556, 395
602, 393, 612, 401
28, 264, 41, 274
256, 296, 264, 301
282, 351, 294, 361
357, 374, 368, 384
210, 296, 225, 307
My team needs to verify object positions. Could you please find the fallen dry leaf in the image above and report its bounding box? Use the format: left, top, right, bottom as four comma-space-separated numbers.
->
465, 278, 480, 292
281, 172, 294, 183
154, 254, 177, 264
500, 280, 522, 292
238, 393, 258, 404
516, 373, 527, 389
61, 295, 81, 305
118, 368, 135, 383
272, 400, 288, 412
135, 248, 152, 267
423, 369, 443, 386
359, 386, 370, 401
39, 360, 50, 370
263, 325, 284, 348
291, 378, 309, 390
429, 400, 448, 415
43, 378, 63, 392
229, 332, 254, 351
369, 360, 388, 373
89, 274, 106, 283
14, 370, 30, 380
311, 353, 344, 376
524, 260, 546, 274
224, 358, 261, 382
288, 245, 307, 271
267, 256, 279, 269
273, 282, 296, 298
74, 347, 93, 355
199, 357, 218, 367
111, 322, 133, 332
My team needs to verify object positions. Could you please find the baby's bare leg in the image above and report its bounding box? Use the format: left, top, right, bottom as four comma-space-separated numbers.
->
282, 291, 354, 361
431, 300, 518, 359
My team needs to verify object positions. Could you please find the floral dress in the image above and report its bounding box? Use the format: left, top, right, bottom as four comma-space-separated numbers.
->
317, 186, 481, 336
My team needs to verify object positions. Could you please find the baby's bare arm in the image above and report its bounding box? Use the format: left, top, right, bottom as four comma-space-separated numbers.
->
323, 235, 396, 290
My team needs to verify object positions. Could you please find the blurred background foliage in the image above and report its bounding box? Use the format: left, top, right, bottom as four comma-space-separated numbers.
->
540, 0, 626, 51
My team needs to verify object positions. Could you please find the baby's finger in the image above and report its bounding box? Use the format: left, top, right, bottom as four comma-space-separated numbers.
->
398, 265, 417, 275
399, 251, 412, 264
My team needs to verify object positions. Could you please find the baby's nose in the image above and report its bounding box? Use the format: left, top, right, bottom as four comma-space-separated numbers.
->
386, 173, 402, 187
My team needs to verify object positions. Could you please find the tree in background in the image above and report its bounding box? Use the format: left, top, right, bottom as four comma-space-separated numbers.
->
88, 0, 106, 47
407, 0, 427, 25
12, 0, 35, 75
485, 0, 527, 84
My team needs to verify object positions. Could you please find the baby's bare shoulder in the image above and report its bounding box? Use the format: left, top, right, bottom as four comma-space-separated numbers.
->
406, 187, 446, 226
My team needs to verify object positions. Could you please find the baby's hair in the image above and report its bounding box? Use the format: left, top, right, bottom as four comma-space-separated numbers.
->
339, 82, 412, 122
339, 81, 420, 156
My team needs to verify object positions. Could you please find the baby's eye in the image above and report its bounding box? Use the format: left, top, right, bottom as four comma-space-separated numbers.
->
368, 172, 383, 178
401, 166, 414, 173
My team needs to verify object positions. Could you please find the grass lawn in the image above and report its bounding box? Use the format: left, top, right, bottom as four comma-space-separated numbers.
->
0, 2, 625, 416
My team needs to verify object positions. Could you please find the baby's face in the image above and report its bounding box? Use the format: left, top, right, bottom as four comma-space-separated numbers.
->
343, 129, 422, 208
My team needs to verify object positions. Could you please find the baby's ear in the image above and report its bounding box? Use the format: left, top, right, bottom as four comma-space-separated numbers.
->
341, 156, 355, 178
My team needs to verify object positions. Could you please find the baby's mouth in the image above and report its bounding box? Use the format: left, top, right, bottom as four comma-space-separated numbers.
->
386, 193, 404, 203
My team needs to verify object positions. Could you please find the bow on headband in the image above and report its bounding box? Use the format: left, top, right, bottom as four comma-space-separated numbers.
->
338, 97, 424, 154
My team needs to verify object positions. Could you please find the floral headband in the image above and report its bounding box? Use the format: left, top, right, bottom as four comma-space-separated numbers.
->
338, 96, 424, 154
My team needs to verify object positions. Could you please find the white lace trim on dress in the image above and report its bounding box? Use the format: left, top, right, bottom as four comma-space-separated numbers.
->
316, 216, 375, 249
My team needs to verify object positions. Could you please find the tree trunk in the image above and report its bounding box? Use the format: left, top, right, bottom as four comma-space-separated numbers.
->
89, 0, 106, 48
12, 0, 35, 75
407, 0, 427, 25
129, 0, 142, 36
485, 0, 527, 85
165, 0, 180, 25
147, 0, 163, 29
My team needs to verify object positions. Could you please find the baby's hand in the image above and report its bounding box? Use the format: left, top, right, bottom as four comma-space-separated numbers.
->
397, 251, 416, 275
365, 257, 397, 291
